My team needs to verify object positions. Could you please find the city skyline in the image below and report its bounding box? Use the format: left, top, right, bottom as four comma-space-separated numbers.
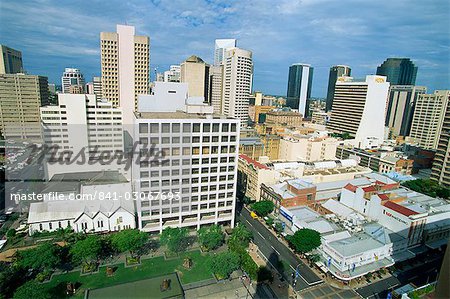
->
1, 0, 449, 97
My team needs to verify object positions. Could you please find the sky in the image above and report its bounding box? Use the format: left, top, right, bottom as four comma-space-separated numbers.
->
1, 0, 449, 97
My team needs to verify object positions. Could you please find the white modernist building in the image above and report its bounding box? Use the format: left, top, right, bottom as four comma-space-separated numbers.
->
133, 93, 240, 232
164, 65, 181, 82
40, 93, 128, 180
27, 171, 135, 235
327, 75, 390, 148
221, 47, 253, 127
214, 39, 237, 66
61, 68, 85, 93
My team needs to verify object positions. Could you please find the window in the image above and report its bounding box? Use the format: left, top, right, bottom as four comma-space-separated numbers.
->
172, 123, 180, 133
139, 123, 148, 133
82, 222, 88, 230
98, 220, 104, 228
151, 171, 159, 177
203, 123, 211, 132
203, 136, 210, 142
150, 123, 159, 133
39, 223, 43, 230
183, 123, 191, 133
58, 221, 62, 228
172, 137, 180, 143
139, 137, 148, 145
231, 124, 237, 132
193, 123, 200, 132
183, 136, 190, 143
172, 148, 180, 156
172, 160, 180, 166
213, 124, 220, 132
222, 124, 229, 132
162, 123, 170, 133
183, 147, 191, 155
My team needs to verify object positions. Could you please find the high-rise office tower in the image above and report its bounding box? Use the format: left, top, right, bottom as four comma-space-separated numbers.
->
100, 24, 150, 124
385, 85, 427, 138
0, 73, 48, 142
61, 68, 85, 93
376, 58, 418, 85
286, 63, 313, 117
222, 47, 253, 127
325, 65, 351, 112
180, 56, 209, 100
0, 45, 23, 74
214, 39, 237, 66
209, 65, 223, 114
134, 113, 239, 232
164, 65, 181, 83
326, 75, 390, 148
431, 97, 450, 188
40, 93, 126, 180
409, 90, 450, 150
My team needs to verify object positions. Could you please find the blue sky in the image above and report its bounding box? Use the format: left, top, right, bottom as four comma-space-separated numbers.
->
1, 0, 449, 97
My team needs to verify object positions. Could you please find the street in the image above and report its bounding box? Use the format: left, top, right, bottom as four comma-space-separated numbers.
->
237, 206, 323, 291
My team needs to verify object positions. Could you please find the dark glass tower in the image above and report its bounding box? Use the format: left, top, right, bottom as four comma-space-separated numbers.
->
376, 58, 418, 85
286, 63, 313, 117
325, 65, 351, 112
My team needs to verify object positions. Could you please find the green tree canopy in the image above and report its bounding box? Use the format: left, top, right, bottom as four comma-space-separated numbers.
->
70, 235, 102, 264
15, 242, 61, 271
209, 251, 240, 279
251, 200, 274, 217
13, 281, 51, 299
160, 227, 189, 253
111, 229, 148, 256
197, 225, 224, 251
228, 224, 252, 252
402, 179, 450, 199
287, 228, 321, 254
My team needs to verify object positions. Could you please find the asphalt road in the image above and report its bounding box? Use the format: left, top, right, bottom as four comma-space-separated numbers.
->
237, 206, 323, 291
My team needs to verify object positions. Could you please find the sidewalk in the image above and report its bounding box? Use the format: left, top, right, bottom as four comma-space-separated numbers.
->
248, 243, 297, 299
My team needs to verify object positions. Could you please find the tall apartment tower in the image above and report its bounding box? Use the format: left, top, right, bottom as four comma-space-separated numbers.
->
0, 73, 48, 141
100, 25, 150, 125
385, 85, 427, 138
431, 98, 450, 188
61, 68, 85, 93
209, 65, 223, 114
0, 45, 23, 74
214, 39, 237, 66
325, 65, 351, 112
409, 90, 450, 150
376, 58, 418, 85
222, 47, 253, 127
326, 75, 390, 148
286, 63, 313, 117
180, 55, 209, 100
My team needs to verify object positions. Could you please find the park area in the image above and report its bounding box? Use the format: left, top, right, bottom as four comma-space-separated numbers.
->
42, 250, 212, 298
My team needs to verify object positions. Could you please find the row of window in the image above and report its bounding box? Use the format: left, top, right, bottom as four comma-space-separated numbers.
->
139, 122, 237, 134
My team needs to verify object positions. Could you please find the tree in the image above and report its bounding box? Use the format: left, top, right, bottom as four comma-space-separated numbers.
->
70, 235, 102, 265
228, 224, 252, 252
402, 179, 450, 199
257, 266, 274, 282
111, 229, 148, 257
251, 200, 274, 217
197, 225, 224, 251
287, 228, 321, 254
209, 251, 240, 279
15, 242, 61, 271
240, 251, 259, 280
307, 253, 321, 266
13, 281, 51, 299
6, 228, 16, 239
274, 222, 284, 234
160, 227, 189, 253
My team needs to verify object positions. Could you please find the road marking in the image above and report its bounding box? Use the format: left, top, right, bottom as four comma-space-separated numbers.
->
271, 246, 280, 255
257, 231, 264, 239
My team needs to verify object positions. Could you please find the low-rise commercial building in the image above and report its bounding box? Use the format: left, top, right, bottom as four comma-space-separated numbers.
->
279, 132, 337, 162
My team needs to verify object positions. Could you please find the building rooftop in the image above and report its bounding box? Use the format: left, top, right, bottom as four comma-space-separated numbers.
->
383, 201, 420, 217
239, 154, 270, 170
43, 171, 128, 194
135, 111, 233, 120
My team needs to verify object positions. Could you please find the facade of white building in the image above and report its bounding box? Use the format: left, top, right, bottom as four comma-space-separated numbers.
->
221, 47, 253, 127
214, 39, 237, 66
327, 75, 390, 148
40, 93, 127, 180
27, 171, 135, 235
61, 68, 85, 93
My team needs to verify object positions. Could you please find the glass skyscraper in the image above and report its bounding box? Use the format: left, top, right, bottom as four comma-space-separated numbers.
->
325, 65, 351, 112
376, 58, 418, 85
286, 63, 313, 117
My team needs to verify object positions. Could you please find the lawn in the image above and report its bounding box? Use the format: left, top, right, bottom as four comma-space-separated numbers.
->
43, 250, 213, 298
87, 273, 183, 299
